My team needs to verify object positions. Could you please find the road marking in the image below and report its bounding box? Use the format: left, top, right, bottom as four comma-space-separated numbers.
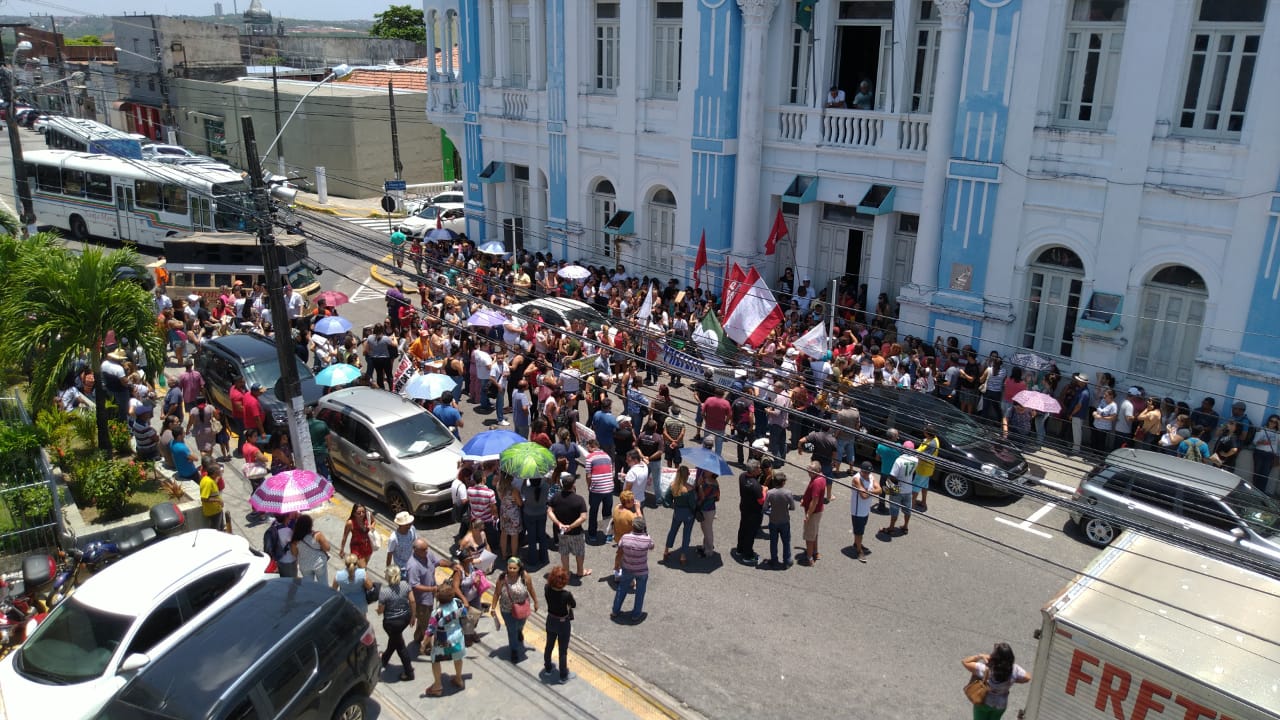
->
1031, 477, 1078, 495
994, 501, 1057, 539
349, 282, 385, 304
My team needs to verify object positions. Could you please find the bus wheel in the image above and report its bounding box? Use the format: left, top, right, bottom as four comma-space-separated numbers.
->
69, 215, 89, 240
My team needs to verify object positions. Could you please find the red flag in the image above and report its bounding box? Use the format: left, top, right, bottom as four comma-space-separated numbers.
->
693, 230, 708, 289
722, 263, 746, 312
724, 266, 760, 320
765, 209, 787, 256
436, 208, 443, 229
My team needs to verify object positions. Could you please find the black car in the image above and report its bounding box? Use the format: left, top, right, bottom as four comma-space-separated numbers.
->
194, 334, 322, 438
847, 385, 1028, 499
97, 578, 380, 720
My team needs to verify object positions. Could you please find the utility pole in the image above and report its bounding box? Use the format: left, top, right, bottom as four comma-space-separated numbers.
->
272, 65, 285, 176
45, 16, 72, 116
1, 25, 35, 236
239, 115, 315, 473
388, 80, 403, 181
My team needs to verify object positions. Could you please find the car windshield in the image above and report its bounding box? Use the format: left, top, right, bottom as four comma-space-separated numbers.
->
17, 597, 134, 684
1224, 483, 1280, 538
379, 413, 454, 458
243, 356, 315, 390
413, 206, 441, 220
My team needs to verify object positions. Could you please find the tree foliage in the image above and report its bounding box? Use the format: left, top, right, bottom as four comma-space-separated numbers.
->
66, 35, 104, 46
370, 5, 426, 44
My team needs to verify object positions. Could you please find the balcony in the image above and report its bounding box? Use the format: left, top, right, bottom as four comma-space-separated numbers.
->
768, 106, 930, 154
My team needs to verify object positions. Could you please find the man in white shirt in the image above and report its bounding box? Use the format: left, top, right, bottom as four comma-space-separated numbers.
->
1116, 387, 1140, 445
473, 343, 494, 411
795, 278, 813, 314
622, 449, 650, 507
285, 285, 306, 328
883, 444, 918, 537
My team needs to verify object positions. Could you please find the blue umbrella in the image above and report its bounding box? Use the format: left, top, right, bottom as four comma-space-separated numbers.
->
477, 240, 507, 255
426, 227, 460, 242
315, 363, 362, 387
682, 446, 733, 476
314, 316, 353, 336
467, 308, 509, 327
461, 429, 527, 460
402, 373, 456, 400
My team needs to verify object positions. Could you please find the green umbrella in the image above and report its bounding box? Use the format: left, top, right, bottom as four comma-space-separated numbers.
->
499, 442, 555, 479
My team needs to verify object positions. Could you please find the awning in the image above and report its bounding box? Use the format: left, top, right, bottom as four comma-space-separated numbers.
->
1078, 292, 1124, 332
185, 110, 223, 122
602, 210, 634, 236
478, 161, 505, 183
782, 175, 818, 204
856, 184, 896, 215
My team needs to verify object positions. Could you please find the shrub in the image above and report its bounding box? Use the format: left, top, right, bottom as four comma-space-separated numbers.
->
0, 420, 40, 478
78, 457, 146, 518
7, 485, 53, 525
107, 419, 132, 456
68, 410, 98, 447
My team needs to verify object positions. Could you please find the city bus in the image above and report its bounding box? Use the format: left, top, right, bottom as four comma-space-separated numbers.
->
150, 232, 322, 302
41, 116, 145, 159
24, 149, 253, 248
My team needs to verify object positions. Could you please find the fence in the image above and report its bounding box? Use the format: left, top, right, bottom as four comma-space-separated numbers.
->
0, 397, 64, 575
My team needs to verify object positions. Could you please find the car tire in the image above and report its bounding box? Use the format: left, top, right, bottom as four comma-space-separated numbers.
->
386, 487, 411, 518
1081, 517, 1116, 547
941, 472, 973, 500
70, 215, 89, 241
332, 694, 367, 720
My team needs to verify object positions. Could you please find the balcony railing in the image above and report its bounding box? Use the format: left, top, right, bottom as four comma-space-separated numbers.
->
770, 106, 930, 153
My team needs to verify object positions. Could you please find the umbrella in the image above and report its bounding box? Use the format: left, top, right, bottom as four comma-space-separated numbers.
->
557, 265, 592, 281
1012, 389, 1061, 415
403, 373, 457, 401
466, 308, 509, 327
477, 240, 508, 255
250, 469, 334, 514
681, 446, 734, 476
426, 227, 460, 242
499, 442, 555, 479
315, 290, 350, 307
314, 316, 353, 335
1010, 351, 1054, 372
461, 429, 528, 460
315, 362, 362, 387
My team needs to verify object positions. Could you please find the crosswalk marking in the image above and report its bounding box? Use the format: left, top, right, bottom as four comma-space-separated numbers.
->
349, 283, 385, 304
340, 216, 398, 235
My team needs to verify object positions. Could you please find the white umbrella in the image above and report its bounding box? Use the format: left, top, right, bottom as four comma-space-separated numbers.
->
477, 240, 508, 255
557, 265, 592, 281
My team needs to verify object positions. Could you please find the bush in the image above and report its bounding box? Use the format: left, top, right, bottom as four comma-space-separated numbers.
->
68, 410, 98, 447
0, 420, 40, 477
7, 485, 53, 525
107, 419, 132, 456
78, 457, 146, 518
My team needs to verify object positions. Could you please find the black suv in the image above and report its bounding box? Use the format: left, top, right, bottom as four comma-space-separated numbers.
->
97, 578, 380, 720
847, 385, 1028, 499
195, 334, 322, 438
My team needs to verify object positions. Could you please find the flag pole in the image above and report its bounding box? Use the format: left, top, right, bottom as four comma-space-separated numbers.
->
828, 279, 837, 354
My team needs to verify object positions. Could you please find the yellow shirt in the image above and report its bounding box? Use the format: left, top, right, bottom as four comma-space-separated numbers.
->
916, 437, 940, 477
199, 474, 223, 517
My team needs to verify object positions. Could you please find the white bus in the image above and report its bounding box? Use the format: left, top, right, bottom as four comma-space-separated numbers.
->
24, 149, 253, 247
41, 116, 145, 159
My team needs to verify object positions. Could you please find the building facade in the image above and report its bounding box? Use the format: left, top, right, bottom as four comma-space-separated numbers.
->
425, 0, 1280, 409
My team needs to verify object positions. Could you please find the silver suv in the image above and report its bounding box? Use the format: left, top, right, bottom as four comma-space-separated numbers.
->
1071, 448, 1280, 572
315, 387, 462, 518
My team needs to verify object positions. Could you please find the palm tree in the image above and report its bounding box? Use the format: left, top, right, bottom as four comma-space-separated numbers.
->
0, 242, 164, 451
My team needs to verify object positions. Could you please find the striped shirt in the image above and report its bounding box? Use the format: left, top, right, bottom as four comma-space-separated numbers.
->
618, 531, 654, 574
467, 484, 497, 523
586, 450, 614, 494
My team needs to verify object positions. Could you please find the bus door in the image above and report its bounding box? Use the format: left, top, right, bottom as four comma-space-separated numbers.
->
114, 185, 139, 240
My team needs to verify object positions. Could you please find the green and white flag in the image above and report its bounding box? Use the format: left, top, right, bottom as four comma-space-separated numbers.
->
692, 309, 736, 358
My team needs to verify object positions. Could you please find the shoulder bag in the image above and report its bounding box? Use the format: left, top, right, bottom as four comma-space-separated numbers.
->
505, 582, 532, 620
964, 667, 990, 705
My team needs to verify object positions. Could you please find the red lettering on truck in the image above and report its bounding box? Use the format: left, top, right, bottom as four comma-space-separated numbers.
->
1132, 679, 1173, 720
1097, 663, 1133, 719
1173, 696, 1218, 720
1060, 648, 1236, 720
1066, 648, 1101, 696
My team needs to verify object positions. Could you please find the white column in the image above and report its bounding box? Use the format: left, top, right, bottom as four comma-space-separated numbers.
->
479, 1, 494, 87
909, 0, 968, 290
730, 0, 781, 259
426, 10, 438, 80
529, 0, 544, 90
443, 11, 455, 78
493, 0, 511, 89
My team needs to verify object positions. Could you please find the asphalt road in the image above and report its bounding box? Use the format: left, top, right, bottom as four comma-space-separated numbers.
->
0, 131, 1107, 719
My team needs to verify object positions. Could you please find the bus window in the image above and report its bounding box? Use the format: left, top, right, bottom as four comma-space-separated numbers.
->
214, 274, 232, 287
194, 273, 211, 286
136, 180, 163, 211
63, 169, 85, 197
162, 185, 188, 215
86, 173, 112, 202
34, 164, 62, 193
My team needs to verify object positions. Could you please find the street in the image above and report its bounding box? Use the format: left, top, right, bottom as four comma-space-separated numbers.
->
0, 130, 1108, 719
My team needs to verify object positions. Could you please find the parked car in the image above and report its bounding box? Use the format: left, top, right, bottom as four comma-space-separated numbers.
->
194, 334, 323, 439
429, 189, 465, 205
140, 143, 195, 159
396, 203, 465, 239
316, 386, 463, 517
0, 531, 271, 720
508, 297, 610, 333
1070, 448, 1280, 567
847, 384, 1028, 499
96, 577, 379, 720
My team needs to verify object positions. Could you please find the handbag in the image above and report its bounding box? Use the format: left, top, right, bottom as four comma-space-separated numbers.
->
368, 525, 383, 552
364, 580, 382, 604
486, 381, 500, 399
505, 584, 532, 620
964, 668, 989, 705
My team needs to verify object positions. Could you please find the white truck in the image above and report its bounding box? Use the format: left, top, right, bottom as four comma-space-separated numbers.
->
1021, 532, 1280, 720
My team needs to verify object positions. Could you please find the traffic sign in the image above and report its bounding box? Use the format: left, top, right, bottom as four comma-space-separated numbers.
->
384, 180, 407, 191
380, 195, 397, 213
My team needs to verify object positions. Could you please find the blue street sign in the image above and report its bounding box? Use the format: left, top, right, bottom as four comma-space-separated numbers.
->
384, 180, 407, 191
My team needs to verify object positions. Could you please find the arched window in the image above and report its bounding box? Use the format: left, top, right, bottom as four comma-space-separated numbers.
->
1131, 265, 1206, 388
591, 179, 615, 258
647, 188, 677, 279
1021, 247, 1085, 357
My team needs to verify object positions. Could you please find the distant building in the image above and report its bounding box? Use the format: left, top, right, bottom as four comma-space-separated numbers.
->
243, 0, 274, 37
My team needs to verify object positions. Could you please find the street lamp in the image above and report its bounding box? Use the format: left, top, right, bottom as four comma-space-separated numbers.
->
2, 39, 34, 236
113, 46, 159, 64
260, 64, 352, 164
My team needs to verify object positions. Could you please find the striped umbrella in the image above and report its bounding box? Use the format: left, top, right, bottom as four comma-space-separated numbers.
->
249, 469, 334, 514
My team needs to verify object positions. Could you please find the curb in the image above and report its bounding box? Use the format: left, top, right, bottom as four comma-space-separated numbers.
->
369, 255, 398, 287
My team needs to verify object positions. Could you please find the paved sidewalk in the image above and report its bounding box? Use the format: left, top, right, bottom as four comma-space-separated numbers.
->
293, 191, 399, 219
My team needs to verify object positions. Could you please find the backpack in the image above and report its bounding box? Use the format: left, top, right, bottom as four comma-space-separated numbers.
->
263, 520, 286, 561
732, 396, 752, 423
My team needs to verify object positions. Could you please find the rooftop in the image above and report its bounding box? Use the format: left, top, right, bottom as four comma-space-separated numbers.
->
225, 76, 422, 97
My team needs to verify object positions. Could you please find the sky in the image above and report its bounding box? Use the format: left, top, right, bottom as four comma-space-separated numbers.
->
2, 0, 374, 22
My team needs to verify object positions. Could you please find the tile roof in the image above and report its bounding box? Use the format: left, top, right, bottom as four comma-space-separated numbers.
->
342, 69, 428, 92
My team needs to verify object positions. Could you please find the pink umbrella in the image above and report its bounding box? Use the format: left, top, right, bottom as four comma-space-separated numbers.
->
1012, 389, 1061, 415
250, 469, 334, 514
